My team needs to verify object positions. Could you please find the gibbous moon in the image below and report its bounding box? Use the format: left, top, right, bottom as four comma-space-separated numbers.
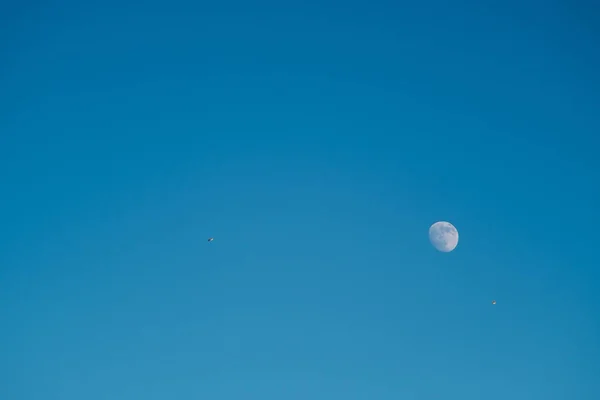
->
429, 221, 459, 252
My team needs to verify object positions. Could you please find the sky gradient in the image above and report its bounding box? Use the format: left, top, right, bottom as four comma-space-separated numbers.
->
1, 1, 599, 399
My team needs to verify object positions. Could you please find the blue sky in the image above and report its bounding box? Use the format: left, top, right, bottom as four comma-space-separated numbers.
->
1, 0, 599, 399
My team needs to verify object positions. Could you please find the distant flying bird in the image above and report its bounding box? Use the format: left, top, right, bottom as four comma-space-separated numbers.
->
208, 237, 214, 242
492, 300, 496, 305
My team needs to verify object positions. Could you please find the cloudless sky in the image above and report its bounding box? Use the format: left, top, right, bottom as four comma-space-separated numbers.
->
1, 0, 599, 399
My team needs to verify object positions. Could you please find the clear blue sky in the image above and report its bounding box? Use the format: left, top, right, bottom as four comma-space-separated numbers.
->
1, 1, 599, 399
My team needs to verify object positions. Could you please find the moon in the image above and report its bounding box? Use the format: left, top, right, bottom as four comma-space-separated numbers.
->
429, 221, 459, 252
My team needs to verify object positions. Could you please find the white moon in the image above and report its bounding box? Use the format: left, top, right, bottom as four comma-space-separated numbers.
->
429, 221, 459, 252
